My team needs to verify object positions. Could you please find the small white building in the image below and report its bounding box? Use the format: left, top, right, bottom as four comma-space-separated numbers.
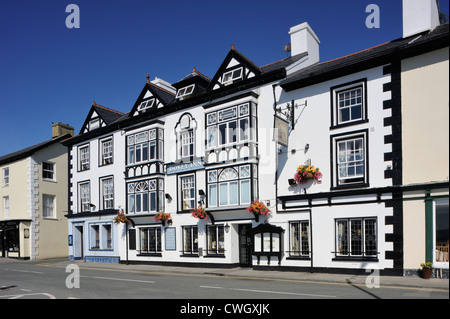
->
64, 1, 449, 276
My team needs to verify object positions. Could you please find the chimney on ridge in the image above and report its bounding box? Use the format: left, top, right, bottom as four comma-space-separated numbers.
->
52, 122, 74, 139
288, 22, 320, 64
403, 0, 440, 38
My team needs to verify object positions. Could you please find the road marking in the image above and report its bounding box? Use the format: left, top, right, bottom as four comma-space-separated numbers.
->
3, 268, 43, 274
81, 275, 155, 284
0, 293, 55, 299
200, 285, 336, 298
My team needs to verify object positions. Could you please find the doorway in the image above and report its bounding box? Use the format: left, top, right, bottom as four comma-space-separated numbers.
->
239, 224, 253, 267
73, 225, 84, 260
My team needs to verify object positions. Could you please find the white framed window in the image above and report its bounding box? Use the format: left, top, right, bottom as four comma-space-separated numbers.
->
331, 80, 367, 127
89, 119, 100, 130
207, 165, 254, 208
127, 128, 163, 165
100, 177, 114, 210
332, 131, 368, 188
78, 181, 90, 212
78, 145, 90, 171
206, 103, 255, 149
42, 162, 55, 180
176, 84, 195, 99
181, 175, 195, 211
434, 199, 449, 267
3, 196, 9, 218
90, 224, 100, 249
222, 67, 243, 85
138, 99, 154, 111
101, 137, 113, 165
335, 218, 377, 258
43, 194, 55, 218
3, 168, 9, 186
181, 130, 194, 158
127, 178, 163, 214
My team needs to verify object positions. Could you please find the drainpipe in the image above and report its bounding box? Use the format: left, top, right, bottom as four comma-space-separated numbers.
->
272, 85, 279, 215
310, 209, 314, 273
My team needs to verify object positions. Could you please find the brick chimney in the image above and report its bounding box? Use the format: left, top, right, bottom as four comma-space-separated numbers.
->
52, 122, 74, 139
403, 0, 440, 38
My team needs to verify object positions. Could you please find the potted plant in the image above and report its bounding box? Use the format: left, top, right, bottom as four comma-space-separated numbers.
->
420, 262, 433, 279
154, 212, 172, 226
113, 210, 129, 225
247, 200, 271, 222
191, 206, 207, 220
293, 164, 322, 185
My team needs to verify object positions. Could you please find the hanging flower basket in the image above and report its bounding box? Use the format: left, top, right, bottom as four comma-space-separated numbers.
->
154, 213, 172, 226
113, 210, 129, 225
191, 207, 207, 220
246, 201, 271, 222
293, 165, 322, 185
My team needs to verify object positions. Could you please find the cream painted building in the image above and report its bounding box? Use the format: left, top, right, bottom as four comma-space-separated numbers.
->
401, 0, 449, 277
0, 123, 73, 260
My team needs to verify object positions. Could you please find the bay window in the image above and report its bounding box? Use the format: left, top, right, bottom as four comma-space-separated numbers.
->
207, 164, 256, 208
127, 178, 164, 214
206, 102, 256, 149
127, 128, 163, 165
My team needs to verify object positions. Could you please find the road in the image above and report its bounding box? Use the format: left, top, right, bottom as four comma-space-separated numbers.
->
1, 259, 448, 307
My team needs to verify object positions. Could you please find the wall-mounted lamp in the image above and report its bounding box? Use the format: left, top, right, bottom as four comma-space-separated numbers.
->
304, 143, 310, 152
165, 193, 172, 201
167, 219, 173, 226
89, 203, 96, 211
24, 228, 30, 239
224, 223, 230, 233
198, 189, 205, 196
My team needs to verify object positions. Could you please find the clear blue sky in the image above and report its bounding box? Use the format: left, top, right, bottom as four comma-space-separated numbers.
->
0, 0, 448, 156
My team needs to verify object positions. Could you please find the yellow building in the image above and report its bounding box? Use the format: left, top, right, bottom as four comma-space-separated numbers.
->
401, 21, 449, 277
0, 123, 73, 260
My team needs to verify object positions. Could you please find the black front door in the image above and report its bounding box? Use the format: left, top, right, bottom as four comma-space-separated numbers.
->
239, 224, 253, 267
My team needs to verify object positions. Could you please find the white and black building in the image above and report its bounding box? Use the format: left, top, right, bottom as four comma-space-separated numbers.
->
64, 3, 449, 276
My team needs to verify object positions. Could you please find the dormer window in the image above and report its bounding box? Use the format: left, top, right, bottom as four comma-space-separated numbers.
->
176, 84, 195, 99
89, 119, 100, 130
222, 67, 243, 85
138, 99, 154, 111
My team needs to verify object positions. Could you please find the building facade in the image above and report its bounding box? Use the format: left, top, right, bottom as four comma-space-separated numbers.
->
64, 1, 449, 276
0, 123, 73, 260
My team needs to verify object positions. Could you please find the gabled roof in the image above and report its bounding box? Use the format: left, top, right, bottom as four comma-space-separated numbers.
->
207, 45, 264, 91
79, 102, 124, 134
128, 79, 176, 117
0, 134, 70, 166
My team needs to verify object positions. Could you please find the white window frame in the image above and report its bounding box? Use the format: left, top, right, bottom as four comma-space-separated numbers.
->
331, 80, 367, 127
127, 179, 162, 214
222, 67, 243, 85
180, 174, 195, 211
138, 99, 154, 111
100, 177, 114, 210
3, 168, 9, 186
78, 145, 90, 171
181, 130, 194, 158
42, 162, 55, 181
176, 84, 195, 99
101, 137, 113, 165
79, 181, 91, 212
43, 194, 55, 219
434, 199, 449, 269
337, 138, 365, 181
3, 196, 9, 218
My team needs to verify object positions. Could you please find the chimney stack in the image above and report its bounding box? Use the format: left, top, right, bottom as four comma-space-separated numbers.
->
288, 22, 320, 63
403, 0, 440, 38
52, 122, 74, 139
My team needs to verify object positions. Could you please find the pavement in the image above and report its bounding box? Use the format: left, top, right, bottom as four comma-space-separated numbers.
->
2, 257, 446, 292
